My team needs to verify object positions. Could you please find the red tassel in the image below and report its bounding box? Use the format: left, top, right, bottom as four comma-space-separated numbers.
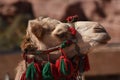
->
20, 62, 42, 80
27, 58, 34, 63
20, 72, 26, 80
50, 63, 59, 80
55, 58, 61, 75
55, 48, 74, 78
84, 55, 90, 71
34, 62, 42, 80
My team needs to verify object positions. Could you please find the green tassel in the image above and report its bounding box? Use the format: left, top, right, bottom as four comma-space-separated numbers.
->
26, 62, 36, 80
60, 59, 70, 75
42, 62, 54, 80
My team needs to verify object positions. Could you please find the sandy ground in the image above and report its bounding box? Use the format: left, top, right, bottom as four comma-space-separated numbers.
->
0, 52, 22, 80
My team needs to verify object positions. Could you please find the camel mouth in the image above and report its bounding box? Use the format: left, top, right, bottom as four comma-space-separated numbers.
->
89, 33, 111, 47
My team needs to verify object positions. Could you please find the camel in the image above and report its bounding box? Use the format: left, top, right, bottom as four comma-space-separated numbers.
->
15, 16, 110, 80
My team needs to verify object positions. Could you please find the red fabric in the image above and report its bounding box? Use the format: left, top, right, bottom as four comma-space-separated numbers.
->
84, 55, 90, 71
56, 56, 74, 78
22, 53, 26, 59
50, 63, 59, 80
55, 58, 61, 76
22, 53, 34, 63
27, 58, 34, 63
55, 48, 74, 78
34, 62, 42, 80
66, 15, 78, 22
20, 63, 42, 80
68, 27, 76, 36
20, 72, 26, 80
66, 16, 73, 22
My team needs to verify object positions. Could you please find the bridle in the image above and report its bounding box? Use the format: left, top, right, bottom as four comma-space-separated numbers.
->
24, 39, 77, 55
20, 15, 90, 80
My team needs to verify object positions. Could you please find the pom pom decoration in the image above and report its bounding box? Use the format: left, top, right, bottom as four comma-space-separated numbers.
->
34, 62, 42, 80
55, 48, 74, 79
42, 54, 58, 80
42, 62, 58, 80
26, 62, 36, 80
66, 15, 77, 36
26, 62, 42, 80
42, 62, 54, 80
20, 62, 42, 80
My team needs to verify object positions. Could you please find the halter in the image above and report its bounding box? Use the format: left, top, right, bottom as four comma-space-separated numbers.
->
20, 15, 90, 80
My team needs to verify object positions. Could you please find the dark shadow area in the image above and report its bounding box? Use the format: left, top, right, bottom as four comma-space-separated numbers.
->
61, 2, 89, 22
12, 0, 34, 17
86, 75, 120, 80
61, 1, 108, 22
94, 1, 106, 18
0, 0, 34, 52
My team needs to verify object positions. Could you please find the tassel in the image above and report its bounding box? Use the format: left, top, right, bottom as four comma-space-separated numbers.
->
84, 55, 90, 71
34, 62, 42, 80
26, 62, 36, 80
42, 62, 54, 80
50, 63, 59, 80
26, 62, 42, 80
42, 53, 58, 80
20, 72, 26, 80
55, 49, 74, 78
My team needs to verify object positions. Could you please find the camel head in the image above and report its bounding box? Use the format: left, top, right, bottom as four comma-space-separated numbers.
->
25, 17, 73, 50
15, 17, 111, 80
21, 17, 111, 61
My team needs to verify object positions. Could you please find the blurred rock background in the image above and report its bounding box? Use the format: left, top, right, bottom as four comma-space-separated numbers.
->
0, 0, 120, 80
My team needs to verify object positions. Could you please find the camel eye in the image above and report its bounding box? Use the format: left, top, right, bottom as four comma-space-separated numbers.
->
55, 32, 67, 38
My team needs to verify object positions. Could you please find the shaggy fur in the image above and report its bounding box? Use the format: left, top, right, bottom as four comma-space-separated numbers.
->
15, 17, 110, 80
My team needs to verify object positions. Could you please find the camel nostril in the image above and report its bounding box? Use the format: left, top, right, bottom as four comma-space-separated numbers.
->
94, 27, 106, 33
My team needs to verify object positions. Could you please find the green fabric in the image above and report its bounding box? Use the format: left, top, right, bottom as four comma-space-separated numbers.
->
61, 40, 71, 48
26, 62, 36, 80
61, 41, 66, 48
60, 59, 70, 76
42, 62, 54, 80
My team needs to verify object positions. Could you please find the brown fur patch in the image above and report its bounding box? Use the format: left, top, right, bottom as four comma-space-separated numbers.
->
31, 23, 43, 40
20, 36, 37, 52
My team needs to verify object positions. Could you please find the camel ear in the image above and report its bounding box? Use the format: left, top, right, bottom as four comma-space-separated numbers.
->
28, 20, 43, 40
